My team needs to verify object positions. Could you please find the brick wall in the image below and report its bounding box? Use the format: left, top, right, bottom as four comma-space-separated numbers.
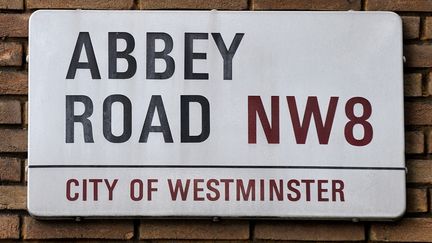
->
0, 0, 430, 241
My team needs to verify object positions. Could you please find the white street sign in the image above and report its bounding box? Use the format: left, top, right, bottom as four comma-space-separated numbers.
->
29, 10, 405, 219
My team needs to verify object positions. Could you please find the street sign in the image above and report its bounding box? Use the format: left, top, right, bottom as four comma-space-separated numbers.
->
29, 10, 405, 219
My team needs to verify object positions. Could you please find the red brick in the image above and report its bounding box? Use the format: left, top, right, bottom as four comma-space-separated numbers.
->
0, 215, 19, 239
407, 188, 428, 213
0, 0, 23, 10
253, 0, 361, 10
371, 218, 432, 242
407, 160, 432, 184
0, 157, 20, 182
0, 100, 21, 124
23, 216, 134, 240
139, 0, 247, 10
366, 0, 432, 11
402, 16, 420, 39
254, 221, 364, 241
405, 131, 424, 154
404, 45, 432, 67
404, 73, 423, 97
26, 0, 134, 9
0, 186, 26, 210
0, 14, 29, 38
0, 129, 27, 152
140, 220, 249, 240
0, 71, 27, 95
405, 101, 432, 125
0, 42, 22, 66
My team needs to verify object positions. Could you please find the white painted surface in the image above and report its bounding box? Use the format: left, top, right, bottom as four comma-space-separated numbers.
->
28, 11, 405, 219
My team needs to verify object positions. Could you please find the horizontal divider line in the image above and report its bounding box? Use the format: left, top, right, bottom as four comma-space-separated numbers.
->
29, 165, 406, 170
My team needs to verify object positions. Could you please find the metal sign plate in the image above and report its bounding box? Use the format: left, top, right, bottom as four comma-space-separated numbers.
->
29, 10, 405, 219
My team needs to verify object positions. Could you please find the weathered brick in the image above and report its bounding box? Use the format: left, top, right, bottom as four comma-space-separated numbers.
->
253, 0, 361, 10
26, 0, 134, 9
143, 241, 245, 243
254, 221, 364, 241
404, 73, 423, 97
405, 131, 424, 154
140, 220, 249, 240
0, 42, 22, 66
428, 73, 432, 96
0, 157, 20, 182
407, 160, 432, 184
0, 186, 26, 210
23, 101, 27, 126
0, 0, 23, 10
252, 0, 361, 10
23, 216, 134, 240
0, 14, 29, 38
407, 188, 428, 213
0, 129, 27, 152
402, 16, 420, 39
0, 71, 27, 95
371, 218, 432, 242
428, 130, 432, 153
139, 0, 247, 10
24, 41, 28, 63
404, 45, 432, 67
0, 100, 21, 124
405, 101, 432, 125
366, 0, 432, 11
0, 215, 19, 239
423, 17, 432, 40
24, 159, 27, 182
